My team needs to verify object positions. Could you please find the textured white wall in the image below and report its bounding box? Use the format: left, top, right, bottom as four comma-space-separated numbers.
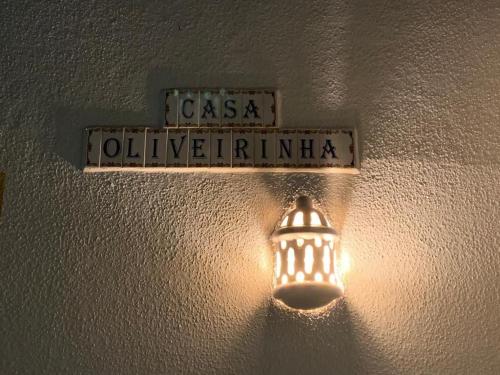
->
1, 1, 500, 374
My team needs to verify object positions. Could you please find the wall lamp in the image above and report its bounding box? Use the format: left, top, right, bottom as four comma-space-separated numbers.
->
271, 196, 348, 311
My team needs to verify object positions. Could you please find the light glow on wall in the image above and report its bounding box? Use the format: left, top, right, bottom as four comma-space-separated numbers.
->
287, 248, 295, 275
323, 246, 331, 273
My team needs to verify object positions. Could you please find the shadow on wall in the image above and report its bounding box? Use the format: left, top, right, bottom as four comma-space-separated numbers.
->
257, 171, 356, 234
53, 106, 149, 169
262, 299, 360, 374
51, 66, 278, 169
51, 61, 364, 170
143, 68, 280, 126
257, 299, 396, 375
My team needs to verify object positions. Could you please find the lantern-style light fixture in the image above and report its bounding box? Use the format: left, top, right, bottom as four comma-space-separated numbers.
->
271, 196, 345, 310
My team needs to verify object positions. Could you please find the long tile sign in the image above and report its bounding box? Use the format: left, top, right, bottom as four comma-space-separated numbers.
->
165, 89, 276, 127
84, 127, 358, 172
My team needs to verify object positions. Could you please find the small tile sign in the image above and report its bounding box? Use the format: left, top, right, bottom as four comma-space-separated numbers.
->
165, 88, 276, 127
83, 127, 358, 172
84, 88, 358, 173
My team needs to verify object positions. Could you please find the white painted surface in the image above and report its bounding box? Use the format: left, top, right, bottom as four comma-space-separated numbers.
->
1, 1, 499, 374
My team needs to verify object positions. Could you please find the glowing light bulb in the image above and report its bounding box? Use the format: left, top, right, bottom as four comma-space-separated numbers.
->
280, 240, 286, 250
292, 211, 304, 226
296, 238, 304, 247
341, 251, 351, 274
296, 271, 305, 282
314, 272, 323, 282
287, 248, 295, 275
304, 245, 314, 274
323, 246, 330, 273
310, 211, 321, 226
281, 274, 288, 285
314, 237, 322, 247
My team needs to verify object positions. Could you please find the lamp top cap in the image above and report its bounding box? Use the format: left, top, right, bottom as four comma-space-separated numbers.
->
296, 195, 313, 210
271, 195, 336, 241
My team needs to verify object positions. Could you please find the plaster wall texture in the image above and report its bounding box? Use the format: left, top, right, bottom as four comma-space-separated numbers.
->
1, 1, 499, 374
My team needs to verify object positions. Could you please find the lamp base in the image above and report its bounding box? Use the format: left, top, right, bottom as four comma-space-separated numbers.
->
273, 282, 343, 310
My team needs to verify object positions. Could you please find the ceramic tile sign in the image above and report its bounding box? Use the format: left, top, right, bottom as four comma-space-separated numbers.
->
276, 130, 297, 167
232, 129, 254, 167
145, 129, 167, 167
165, 89, 276, 127
100, 128, 124, 167
123, 128, 145, 167
188, 129, 210, 167
254, 129, 276, 167
210, 129, 232, 167
84, 127, 358, 173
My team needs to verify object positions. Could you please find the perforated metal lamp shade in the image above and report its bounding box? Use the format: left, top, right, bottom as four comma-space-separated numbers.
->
271, 196, 344, 310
